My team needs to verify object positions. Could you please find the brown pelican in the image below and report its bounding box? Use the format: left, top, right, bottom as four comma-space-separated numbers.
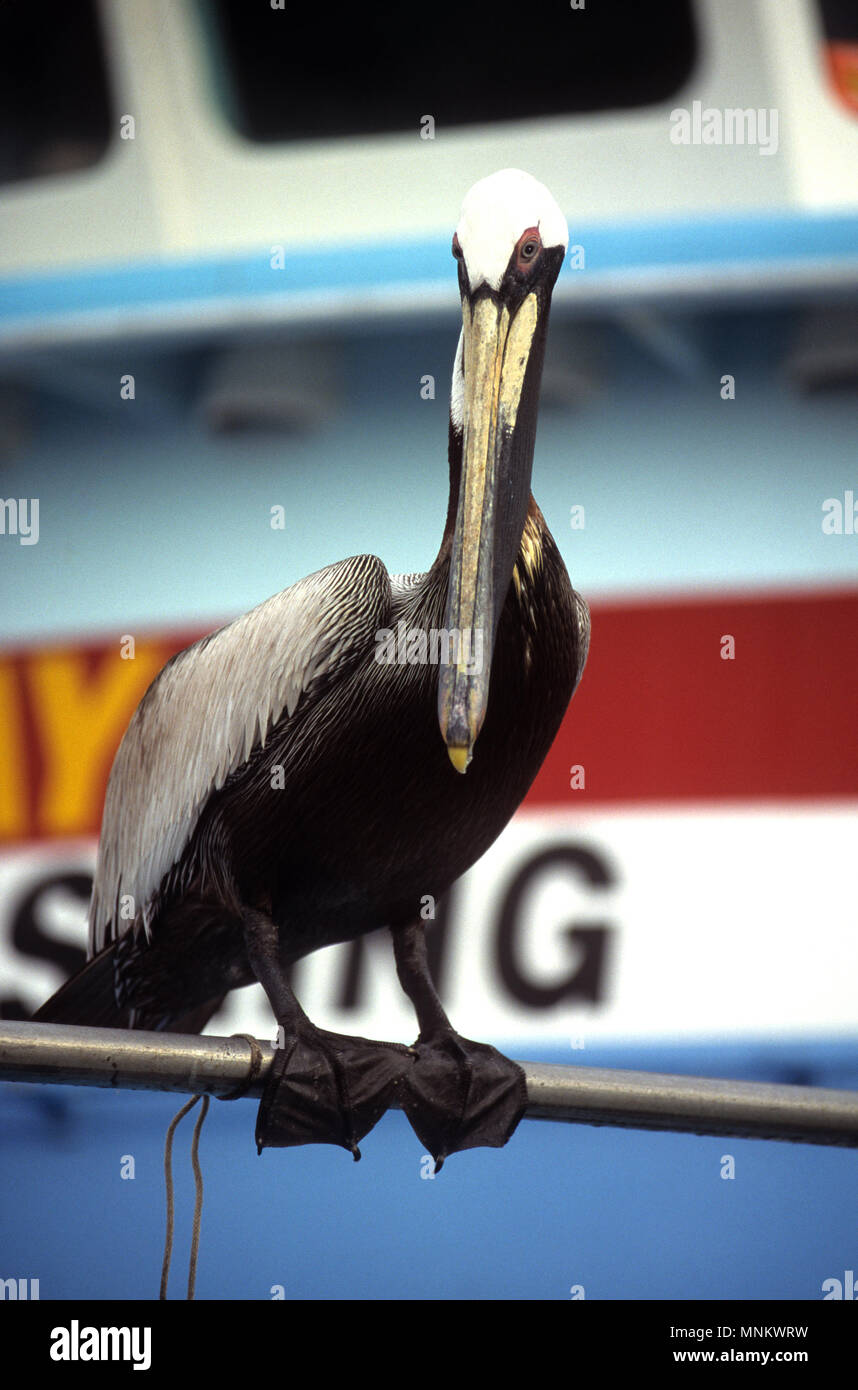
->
35, 169, 590, 1167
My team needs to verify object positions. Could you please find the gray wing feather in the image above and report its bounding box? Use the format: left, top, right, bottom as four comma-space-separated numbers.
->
389, 570, 424, 593
89, 555, 390, 954
572, 589, 591, 692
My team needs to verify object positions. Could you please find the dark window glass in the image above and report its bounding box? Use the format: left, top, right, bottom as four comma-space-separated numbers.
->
0, 0, 112, 184
207, 0, 697, 143
818, 0, 858, 41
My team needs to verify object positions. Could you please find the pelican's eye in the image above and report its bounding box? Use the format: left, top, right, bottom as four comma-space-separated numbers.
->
515, 227, 542, 271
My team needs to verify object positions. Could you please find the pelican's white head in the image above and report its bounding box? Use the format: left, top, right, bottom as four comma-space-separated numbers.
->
454, 168, 569, 293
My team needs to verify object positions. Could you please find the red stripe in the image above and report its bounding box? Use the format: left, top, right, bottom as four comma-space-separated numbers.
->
526, 588, 858, 807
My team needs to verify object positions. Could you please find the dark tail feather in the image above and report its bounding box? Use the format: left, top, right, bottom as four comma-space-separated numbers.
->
32, 941, 227, 1035
32, 942, 125, 1027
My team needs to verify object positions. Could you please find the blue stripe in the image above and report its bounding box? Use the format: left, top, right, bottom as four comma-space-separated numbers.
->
0, 237, 448, 319
1, 211, 857, 322
575, 211, 858, 271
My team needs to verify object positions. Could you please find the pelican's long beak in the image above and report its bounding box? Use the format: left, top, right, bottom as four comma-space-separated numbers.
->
439, 291, 541, 773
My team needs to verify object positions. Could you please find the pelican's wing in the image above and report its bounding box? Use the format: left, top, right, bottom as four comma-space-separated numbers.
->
89, 555, 390, 954
571, 588, 591, 693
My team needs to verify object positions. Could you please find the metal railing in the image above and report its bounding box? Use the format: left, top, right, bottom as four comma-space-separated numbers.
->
3, 1021, 858, 1147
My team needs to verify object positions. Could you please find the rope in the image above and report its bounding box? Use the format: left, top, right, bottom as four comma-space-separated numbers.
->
159, 1035, 262, 1298
160, 1093, 210, 1300
219, 1033, 265, 1100
187, 1095, 210, 1299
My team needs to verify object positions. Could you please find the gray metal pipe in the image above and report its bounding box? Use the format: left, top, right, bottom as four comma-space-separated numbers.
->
2, 1020, 857, 1147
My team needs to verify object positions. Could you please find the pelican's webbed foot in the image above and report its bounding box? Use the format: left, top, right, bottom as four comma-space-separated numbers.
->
391, 920, 527, 1170
242, 909, 410, 1158
401, 1029, 527, 1171
255, 1024, 410, 1159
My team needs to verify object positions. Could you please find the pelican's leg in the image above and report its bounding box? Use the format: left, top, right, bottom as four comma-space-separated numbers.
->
391, 920, 528, 1170
243, 909, 408, 1159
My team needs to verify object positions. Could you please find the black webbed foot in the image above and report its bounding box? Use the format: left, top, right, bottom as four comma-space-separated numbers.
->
255, 1025, 410, 1159
401, 1029, 528, 1171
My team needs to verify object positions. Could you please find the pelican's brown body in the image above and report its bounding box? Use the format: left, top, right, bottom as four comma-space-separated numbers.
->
39, 498, 587, 1031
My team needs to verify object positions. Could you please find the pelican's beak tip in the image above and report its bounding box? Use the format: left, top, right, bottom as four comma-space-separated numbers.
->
447, 744, 472, 775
